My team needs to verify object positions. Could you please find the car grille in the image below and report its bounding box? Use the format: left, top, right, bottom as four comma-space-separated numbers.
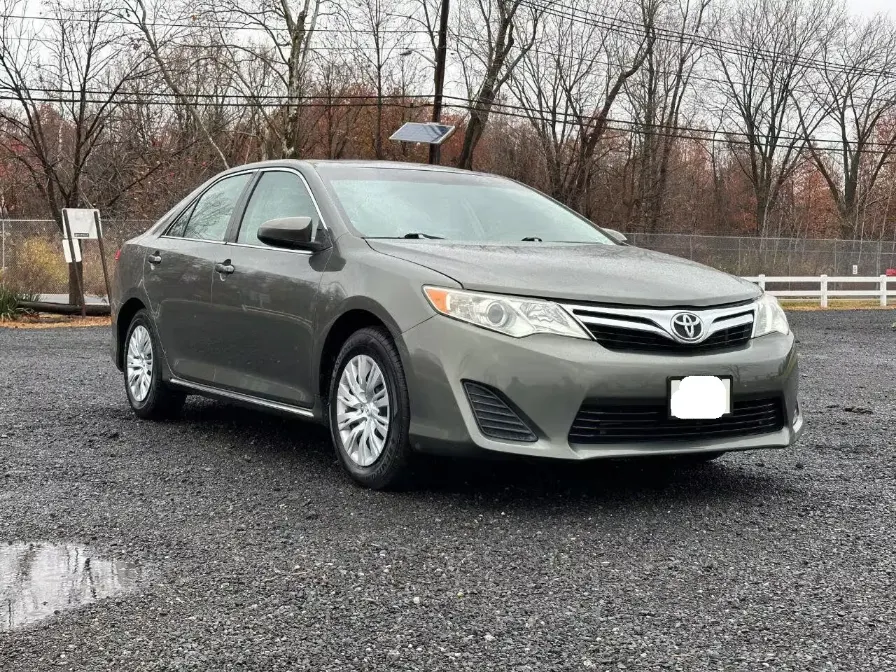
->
568, 397, 785, 444
463, 381, 537, 443
584, 322, 753, 353
565, 303, 756, 355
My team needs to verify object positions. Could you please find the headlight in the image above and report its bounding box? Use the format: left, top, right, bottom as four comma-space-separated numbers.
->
423, 286, 590, 339
753, 293, 789, 337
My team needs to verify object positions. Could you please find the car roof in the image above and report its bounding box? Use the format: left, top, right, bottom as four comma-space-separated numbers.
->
306, 159, 469, 174
218, 158, 492, 178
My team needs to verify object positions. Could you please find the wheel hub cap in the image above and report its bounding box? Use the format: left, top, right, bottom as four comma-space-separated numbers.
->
126, 325, 153, 402
336, 355, 390, 467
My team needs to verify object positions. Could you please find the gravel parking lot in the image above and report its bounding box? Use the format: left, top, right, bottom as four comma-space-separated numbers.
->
1, 311, 895, 671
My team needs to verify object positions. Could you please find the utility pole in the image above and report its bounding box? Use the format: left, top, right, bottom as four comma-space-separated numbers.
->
429, 0, 450, 165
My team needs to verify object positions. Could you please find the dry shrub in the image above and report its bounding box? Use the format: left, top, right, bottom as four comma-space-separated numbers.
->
6, 237, 110, 298
81, 246, 111, 298
12, 237, 68, 294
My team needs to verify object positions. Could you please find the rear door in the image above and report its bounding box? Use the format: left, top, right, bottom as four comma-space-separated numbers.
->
143, 171, 253, 384
208, 168, 331, 407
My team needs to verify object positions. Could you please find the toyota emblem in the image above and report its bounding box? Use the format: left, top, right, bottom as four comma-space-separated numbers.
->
670, 312, 705, 342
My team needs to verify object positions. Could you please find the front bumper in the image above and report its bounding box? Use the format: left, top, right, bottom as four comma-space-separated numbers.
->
401, 316, 801, 460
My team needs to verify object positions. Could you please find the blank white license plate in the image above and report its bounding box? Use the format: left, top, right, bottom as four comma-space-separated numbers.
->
669, 376, 731, 420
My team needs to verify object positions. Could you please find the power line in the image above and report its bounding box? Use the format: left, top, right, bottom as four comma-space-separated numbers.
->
0, 86, 437, 102
6, 3, 896, 82
446, 95, 896, 154
0, 11, 433, 35
519, 0, 896, 83
5, 15, 895, 117
0, 83, 876, 151
3, 87, 894, 155
6, 28, 893, 111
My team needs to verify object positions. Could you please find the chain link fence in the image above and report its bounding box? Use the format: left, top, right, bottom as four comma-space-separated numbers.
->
3, 218, 896, 295
0, 219, 152, 296
624, 233, 896, 277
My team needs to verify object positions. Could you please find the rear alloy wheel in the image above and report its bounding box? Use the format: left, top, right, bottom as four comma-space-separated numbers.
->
124, 310, 185, 420
126, 325, 153, 403
328, 327, 413, 489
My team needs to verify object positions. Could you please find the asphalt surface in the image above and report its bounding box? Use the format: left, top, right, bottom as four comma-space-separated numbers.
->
0, 311, 894, 671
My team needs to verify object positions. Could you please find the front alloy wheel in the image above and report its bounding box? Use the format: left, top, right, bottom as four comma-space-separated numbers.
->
328, 327, 413, 489
335, 354, 391, 467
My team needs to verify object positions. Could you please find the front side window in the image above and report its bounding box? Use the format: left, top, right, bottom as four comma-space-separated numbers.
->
237, 171, 319, 246
177, 173, 252, 242
314, 165, 614, 245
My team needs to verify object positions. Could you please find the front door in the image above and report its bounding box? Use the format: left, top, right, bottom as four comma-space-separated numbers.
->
143, 171, 253, 384
209, 169, 330, 407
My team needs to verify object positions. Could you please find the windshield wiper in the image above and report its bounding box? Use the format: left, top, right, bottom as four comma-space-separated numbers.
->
401, 232, 444, 240
521, 236, 543, 242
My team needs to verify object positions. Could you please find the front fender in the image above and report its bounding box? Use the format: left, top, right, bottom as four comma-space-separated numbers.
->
310, 236, 458, 407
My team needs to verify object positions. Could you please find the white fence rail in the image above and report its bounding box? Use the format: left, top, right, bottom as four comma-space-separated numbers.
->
743, 275, 896, 307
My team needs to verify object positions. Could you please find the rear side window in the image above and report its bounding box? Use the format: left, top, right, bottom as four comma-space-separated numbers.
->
173, 173, 251, 241
165, 203, 196, 238
237, 171, 319, 246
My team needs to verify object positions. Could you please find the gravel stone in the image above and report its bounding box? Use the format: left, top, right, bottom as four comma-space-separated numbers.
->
0, 311, 894, 670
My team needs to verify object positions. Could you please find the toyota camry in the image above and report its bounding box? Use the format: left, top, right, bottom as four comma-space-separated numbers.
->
111, 160, 802, 489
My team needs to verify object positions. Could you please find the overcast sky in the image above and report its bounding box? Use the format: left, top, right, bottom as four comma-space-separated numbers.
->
848, 0, 893, 16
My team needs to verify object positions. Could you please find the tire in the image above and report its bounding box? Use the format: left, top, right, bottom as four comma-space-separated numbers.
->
328, 326, 413, 490
123, 310, 185, 420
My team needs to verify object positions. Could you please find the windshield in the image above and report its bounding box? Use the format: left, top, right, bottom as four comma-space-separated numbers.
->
315, 165, 615, 244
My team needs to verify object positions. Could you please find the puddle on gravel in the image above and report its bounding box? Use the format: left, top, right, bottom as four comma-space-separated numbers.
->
1, 542, 143, 631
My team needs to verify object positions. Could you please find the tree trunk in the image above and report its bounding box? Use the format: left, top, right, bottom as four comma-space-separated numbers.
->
283, 14, 308, 159
457, 105, 488, 170
839, 201, 860, 240
375, 98, 383, 159
456, 11, 518, 171
755, 195, 769, 238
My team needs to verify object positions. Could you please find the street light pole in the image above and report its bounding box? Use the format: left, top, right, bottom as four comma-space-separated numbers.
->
429, 0, 450, 165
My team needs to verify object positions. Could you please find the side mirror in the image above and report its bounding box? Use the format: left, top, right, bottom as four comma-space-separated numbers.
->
257, 216, 329, 251
602, 228, 628, 245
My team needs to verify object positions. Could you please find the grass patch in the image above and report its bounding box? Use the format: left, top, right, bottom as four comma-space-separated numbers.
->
0, 284, 40, 321
780, 299, 893, 311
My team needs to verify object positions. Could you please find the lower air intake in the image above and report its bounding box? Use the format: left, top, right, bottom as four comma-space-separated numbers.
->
463, 381, 537, 443
569, 397, 785, 444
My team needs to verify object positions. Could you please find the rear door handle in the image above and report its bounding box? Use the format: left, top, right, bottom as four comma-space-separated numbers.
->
147, 252, 162, 265
215, 261, 235, 275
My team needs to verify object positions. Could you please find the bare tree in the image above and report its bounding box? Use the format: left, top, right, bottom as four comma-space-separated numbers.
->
713, 0, 835, 236
513, 0, 657, 214
797, 13, 896, 239
511, 11, 604, 200
312, 55, 364, 159
454, 0, 539, 169
0, 0, 147, 304
625, 0, 711, 232
207, 0, 326, 159
341, 0, 414, 158
122, 0, 231, 168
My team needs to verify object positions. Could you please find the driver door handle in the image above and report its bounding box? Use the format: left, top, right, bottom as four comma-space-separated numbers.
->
215, 261, 235, 275
147, 252, 162, 265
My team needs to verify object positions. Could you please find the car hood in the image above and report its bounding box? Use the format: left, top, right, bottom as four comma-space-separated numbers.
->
366, 241, 761, 307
